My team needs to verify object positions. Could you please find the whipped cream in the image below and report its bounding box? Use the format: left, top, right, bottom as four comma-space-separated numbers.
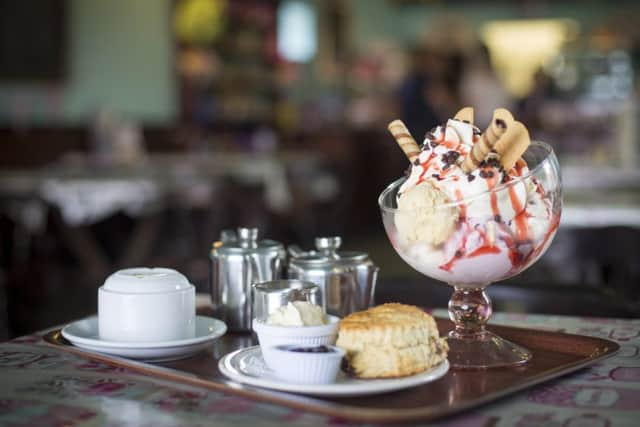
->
266, 301, 327, 326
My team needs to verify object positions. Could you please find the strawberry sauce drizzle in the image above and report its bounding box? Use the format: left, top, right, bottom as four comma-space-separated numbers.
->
509, 185, 529, 241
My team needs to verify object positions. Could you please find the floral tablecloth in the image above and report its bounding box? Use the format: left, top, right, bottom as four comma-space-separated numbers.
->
1, 312, 638, 427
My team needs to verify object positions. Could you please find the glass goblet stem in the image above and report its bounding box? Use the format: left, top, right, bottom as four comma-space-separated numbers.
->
446, 285, 532, 369
448, 287, 492, 337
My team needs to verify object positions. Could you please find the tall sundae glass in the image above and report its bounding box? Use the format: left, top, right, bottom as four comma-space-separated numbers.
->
379, 108, 562, 368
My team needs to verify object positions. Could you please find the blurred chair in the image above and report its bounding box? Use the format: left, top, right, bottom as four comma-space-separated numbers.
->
0, 270, 8, 341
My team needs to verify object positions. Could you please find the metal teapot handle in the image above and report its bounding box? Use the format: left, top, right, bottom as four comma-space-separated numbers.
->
287, 245, 306, 258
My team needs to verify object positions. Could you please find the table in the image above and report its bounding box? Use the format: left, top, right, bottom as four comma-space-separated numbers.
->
1, 312, 638, 426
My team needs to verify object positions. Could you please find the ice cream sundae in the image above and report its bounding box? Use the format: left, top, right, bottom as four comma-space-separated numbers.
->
379, 106, 562, 368
384, 107, 560, 286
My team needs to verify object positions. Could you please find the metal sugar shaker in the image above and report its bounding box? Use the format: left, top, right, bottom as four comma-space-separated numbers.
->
288, 237, 379, 317
210, 227, 285, 331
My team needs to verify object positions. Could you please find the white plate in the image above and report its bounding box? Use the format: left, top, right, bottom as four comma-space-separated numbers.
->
218, 346, 449, 397
61, 316, 227, 362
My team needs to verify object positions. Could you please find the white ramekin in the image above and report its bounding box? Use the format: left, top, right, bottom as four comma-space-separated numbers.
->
98, 267, 195, 342
252, 315, 340, 370
269, 344, 345, 384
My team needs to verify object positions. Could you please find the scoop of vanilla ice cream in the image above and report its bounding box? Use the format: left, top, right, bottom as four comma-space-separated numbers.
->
266, 301, 327, 326
395, 182, 459, 246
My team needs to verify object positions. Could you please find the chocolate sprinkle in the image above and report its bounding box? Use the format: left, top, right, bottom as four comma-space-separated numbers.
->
413, 158, 421, 166
467, 174, 476, 182
495, 118, 507, 129
441, 150, 460, 167
432, 173, 440, 179
494, 214, 502, 222
486, 157, 501, 168
455, 250, 463, 258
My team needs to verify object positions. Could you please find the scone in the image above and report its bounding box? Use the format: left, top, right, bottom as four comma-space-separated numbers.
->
336, 303, 448, 378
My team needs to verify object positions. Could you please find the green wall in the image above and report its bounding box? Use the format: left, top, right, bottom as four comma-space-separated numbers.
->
348, 0, 635, 51
0, 0, 176, 126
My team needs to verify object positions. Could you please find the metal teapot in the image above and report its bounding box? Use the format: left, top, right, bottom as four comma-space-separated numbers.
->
210, 227, 285, 331
288, 237, 378, 317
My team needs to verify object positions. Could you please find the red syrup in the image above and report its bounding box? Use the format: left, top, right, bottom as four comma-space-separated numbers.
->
509, 185, 530, 241
416, 152, 438, 185
468, 245, 501, 257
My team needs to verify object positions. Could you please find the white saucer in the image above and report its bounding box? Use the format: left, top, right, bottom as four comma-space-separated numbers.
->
61, 316, 227, 362
218, 346, 449, 397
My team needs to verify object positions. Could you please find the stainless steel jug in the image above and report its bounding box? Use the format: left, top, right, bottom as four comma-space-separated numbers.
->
210, 227, 285, 331
288, 237, 378, 317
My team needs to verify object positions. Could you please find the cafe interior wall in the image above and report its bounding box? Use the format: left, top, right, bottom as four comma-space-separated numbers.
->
0, 0, 176, 126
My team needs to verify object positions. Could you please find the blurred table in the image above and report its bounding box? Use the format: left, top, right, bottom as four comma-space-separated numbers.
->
0, 151, 327, 279
0, 312, 638, 426
0, 151, 326, 221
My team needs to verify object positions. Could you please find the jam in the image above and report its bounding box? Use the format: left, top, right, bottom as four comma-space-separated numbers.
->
282, 345, 334, 353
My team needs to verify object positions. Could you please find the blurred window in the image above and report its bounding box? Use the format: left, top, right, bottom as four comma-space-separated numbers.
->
481, 19, 579, 97
277, 0, 316, 63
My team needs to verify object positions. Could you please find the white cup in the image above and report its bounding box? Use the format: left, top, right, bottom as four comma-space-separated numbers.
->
98, 267, 196, 342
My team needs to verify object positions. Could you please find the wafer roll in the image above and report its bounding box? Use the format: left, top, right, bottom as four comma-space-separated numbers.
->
388, 120, 420, 163
462, 108, 515, 173
454, 107, 474, 124
494, 121, 530, 170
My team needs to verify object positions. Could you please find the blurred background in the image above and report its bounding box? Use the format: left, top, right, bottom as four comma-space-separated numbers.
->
1, 0, 639, 340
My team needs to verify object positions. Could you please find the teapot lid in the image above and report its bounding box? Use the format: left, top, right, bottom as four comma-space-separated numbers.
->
290, 236, 370, 267
211, 227, 283, 255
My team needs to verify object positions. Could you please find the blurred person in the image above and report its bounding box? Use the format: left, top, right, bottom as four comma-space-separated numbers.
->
459, 43, 513, 126
397, 45, 440, 139
518, 67, 554, 134
398, 46, 461, 138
